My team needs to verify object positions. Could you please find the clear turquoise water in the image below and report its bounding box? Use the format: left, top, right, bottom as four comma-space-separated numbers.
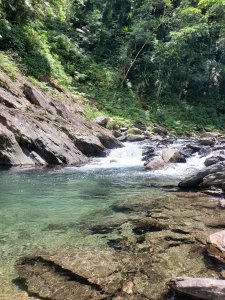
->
0, 166, 173, 265
0, 164, 221, 300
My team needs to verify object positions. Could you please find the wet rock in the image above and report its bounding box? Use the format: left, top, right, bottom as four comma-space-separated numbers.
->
170, 277, 225, 300
142, 146, 155, 161
145, 157, 166, 170
93, 117, 110, 127
126, 134, 145, 142
199, 146, 211, 157
162, 148, 186, 163
206, 230, 225, 263
204, 155, 225, 167
200, 172, 225, 188
198, 138, 215, 147
186, 144, 201, 153
178, 162, 225, 188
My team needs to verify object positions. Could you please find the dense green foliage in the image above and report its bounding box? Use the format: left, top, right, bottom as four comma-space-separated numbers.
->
0, 0, 225, 132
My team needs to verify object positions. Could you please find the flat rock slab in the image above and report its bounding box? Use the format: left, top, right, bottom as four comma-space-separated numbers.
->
170, 277, 225, 300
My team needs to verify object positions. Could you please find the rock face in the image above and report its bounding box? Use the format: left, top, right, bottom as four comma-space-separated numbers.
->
206, 230, 225, 263
0, 70, 121, 168
170, 277, 225, 300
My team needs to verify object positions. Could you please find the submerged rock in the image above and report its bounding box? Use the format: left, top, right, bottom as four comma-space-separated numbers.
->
170, 277, 225, 300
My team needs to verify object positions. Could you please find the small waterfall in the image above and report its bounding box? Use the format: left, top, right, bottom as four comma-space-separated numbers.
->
86, 142, 144, 169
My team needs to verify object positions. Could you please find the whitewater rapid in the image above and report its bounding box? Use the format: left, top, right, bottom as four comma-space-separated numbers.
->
82, 141, 211, 178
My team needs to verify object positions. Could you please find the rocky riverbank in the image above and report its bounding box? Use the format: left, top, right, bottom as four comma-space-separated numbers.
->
0, 70, 121, 168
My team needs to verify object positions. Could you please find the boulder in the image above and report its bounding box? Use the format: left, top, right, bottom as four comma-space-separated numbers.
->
178, 162, 225, 188
162, 148, 186, 163
133, 121, 146, 131
93, 116, 110, 127
198, 138, 215, 147
145, 157, 166, 170
170, 277, 225, 300
200, 172, 225, 188
152, 124, 167, 136
204, 155, 225, 167
126, 134, 145, 142
142, 147, 155, 161
125, 128, 142, 135
199, 146, 211, 157
186, 144, 201, 153
206, 230, 225, 263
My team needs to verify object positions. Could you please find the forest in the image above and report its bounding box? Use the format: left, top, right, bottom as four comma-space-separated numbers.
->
0, 0, 225, 132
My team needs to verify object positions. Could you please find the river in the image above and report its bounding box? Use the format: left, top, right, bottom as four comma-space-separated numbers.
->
0, 141, 222, 299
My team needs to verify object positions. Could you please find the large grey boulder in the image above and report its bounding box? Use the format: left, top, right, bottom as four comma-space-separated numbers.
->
204, 155, 225, 167
93, 116, 110, 127
145, 157, 166, 170
200, 172, 225, 188
178, 162, 225, 188
162, 148, 185, 163
170, 277, 225, 300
